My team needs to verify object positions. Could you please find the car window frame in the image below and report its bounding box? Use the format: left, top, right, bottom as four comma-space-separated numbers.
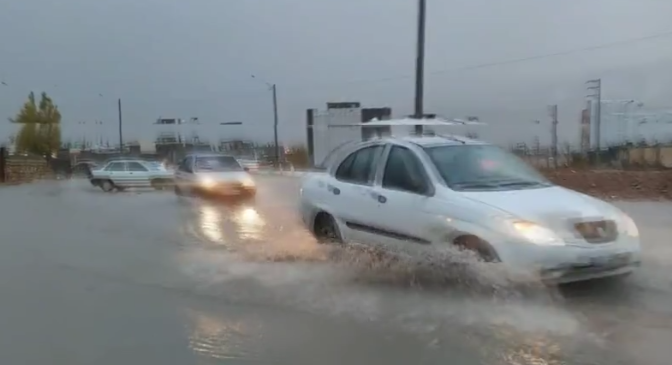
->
126, 161, 149, 172
104, 162, 127, 172
331, 142, 386, 186
378, 144, 435, 197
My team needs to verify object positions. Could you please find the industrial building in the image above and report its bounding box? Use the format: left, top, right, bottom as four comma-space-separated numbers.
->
305, 102, 392, 166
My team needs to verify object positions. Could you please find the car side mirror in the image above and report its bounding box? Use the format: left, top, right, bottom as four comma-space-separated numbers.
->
243, 167, 250, 171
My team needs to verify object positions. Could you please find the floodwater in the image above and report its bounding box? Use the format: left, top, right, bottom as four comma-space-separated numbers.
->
0, 177, 670, 364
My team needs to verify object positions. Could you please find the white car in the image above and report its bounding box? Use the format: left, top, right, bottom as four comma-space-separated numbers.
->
90, 159, 174, 192
299, 136, 641, 284
173, 154, 256, 197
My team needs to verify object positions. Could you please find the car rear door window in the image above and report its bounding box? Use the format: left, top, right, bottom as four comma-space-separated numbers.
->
382, 146, 429, 194
335, 145, 384, 184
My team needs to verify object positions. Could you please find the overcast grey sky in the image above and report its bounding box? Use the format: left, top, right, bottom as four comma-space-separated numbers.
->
1, 0, 672, 147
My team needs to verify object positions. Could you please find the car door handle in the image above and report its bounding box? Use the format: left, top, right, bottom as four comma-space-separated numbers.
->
377, 195, 387, 203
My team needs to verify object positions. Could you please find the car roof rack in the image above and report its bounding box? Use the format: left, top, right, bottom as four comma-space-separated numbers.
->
434, 134, 468, 144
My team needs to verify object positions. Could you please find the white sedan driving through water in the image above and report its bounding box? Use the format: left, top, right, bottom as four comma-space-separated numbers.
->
174, 154, 256, 198
298, 135, 641, 284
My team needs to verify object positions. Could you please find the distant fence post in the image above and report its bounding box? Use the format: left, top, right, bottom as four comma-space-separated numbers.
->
0, 147, 6, 183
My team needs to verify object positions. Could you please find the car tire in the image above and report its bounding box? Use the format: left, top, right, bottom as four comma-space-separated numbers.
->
174, 184, 183, 196
454, 235, 499, 263
313, 213, 343, 244
100, 180, 115, 192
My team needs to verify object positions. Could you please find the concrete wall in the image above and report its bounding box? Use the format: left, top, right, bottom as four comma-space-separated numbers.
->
522, 145, 672, 169
3, 156, 52, 184
625, 146, 672, 167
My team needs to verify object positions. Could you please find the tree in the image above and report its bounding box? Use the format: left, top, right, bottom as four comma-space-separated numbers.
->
10, 92, 61, 157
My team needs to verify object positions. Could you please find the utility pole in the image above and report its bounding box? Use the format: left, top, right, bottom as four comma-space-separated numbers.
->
251, 75, 280, 167
117, 98, 123, 153
413, 0, 427, 135
272, 84, 280, 167
548, 105, 558, 168
587, 79, 601, 164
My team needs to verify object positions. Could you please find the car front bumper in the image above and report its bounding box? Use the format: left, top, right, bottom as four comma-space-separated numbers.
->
492, 234, 642, 284
196, 183, 256, 196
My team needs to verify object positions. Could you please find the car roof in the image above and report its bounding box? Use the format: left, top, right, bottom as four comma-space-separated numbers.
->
103, 159, 152, 164
187, 153, 237, 159
318, 135, 488, 170
358, 135, 487, 149
393, 135, 487, 147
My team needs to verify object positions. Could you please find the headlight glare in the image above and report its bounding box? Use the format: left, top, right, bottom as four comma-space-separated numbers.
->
200, 177, 215, 188
510, 221, 564, 246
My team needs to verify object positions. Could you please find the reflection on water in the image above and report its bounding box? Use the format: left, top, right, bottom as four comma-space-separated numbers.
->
185, 309, 258, 361
199, 205, 225, 243
232, 207, 265, 241
195, 203, 265, 246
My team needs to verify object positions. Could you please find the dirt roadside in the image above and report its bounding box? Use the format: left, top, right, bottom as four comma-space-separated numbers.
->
542, 169, 672, 200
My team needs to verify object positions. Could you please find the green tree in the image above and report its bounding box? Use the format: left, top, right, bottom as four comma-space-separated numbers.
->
10, 92, 62, 157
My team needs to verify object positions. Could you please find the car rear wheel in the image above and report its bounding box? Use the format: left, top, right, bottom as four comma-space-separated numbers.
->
453, 235, 499, 263
174, 184, 183, 196
313, 213, 343, 244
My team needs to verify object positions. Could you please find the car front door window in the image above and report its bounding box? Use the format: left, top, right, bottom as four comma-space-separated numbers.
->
105, 162, 126, 172
127, 162, 148, 172
382, 146, 429, 194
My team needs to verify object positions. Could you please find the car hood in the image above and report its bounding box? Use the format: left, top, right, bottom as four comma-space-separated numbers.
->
459, 186, 617, 228
196, 171, 251, 182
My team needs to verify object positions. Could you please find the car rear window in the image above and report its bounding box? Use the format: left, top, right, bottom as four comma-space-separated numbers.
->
195, 156, 243, 171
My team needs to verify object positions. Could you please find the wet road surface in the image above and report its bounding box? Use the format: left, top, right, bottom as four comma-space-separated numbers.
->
0, 176, 670, 364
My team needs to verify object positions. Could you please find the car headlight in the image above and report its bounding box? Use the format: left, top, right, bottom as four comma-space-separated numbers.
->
618, 212, 639, 238
508, 220, 565, 246
241, 178, 255, 188
200, 177, 216, 188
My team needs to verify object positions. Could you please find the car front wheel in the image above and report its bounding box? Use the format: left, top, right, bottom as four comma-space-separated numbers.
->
454, 235, 499, 263
313, 212, 343, 244
100, 180, 115, 192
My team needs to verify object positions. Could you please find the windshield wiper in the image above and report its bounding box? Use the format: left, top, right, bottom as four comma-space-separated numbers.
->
492, 179, 549, 188
452, 181, 501, 189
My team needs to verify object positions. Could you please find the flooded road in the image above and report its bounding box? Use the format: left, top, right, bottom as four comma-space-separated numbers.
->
0, 177, 670, 364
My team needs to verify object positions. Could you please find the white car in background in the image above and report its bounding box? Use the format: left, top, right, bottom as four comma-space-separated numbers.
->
298, 135, 642, 284
173, 154, 256, 198
90, 159, 174, 192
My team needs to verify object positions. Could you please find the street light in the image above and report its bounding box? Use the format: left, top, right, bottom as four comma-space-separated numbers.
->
251, 74, 279, 167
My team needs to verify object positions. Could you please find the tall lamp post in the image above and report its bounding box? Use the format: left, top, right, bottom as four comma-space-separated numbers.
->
251, 75, 280, 167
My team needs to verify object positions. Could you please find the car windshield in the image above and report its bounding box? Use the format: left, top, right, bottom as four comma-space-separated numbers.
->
195, 156, 243, 172
423, 144, 551, 191
145, 161, 166, 171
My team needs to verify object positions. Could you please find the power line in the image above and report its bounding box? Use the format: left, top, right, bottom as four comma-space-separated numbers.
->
316, 29, 672, 88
